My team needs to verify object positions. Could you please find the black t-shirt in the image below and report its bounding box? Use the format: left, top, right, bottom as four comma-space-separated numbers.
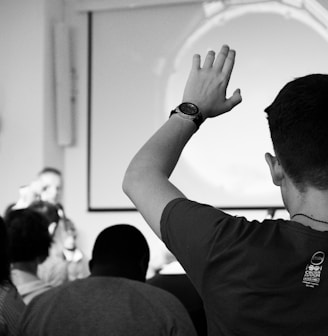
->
161, 198, 328, 336
148, 272, 207, 336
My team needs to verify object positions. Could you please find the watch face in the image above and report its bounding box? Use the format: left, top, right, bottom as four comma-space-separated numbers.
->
179, 102, 199, 116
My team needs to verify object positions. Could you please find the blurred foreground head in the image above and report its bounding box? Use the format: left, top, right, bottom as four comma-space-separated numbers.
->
89, 224, 150, 282
5, 208, 51, 265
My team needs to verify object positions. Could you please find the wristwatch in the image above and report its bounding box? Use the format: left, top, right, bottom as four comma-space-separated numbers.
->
170, 102, 204, 129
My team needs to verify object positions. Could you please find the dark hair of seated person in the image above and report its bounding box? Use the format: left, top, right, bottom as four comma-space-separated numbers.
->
28, 200, 60, 235
28, 201, 60, 224
89, 224, 150, 282
4, 209, 52, 264
0, 216, 11, 285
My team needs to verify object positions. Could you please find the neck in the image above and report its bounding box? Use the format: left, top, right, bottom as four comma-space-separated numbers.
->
12, 261, 38, 275
288, 186, 328, 231
11, 262, 40, 286
90, 264, 146, 282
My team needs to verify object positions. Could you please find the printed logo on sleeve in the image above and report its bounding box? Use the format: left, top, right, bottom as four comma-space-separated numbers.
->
302, 251, 325, 288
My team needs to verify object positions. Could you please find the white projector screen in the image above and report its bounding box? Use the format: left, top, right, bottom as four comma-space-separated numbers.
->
87, 2, 328, 211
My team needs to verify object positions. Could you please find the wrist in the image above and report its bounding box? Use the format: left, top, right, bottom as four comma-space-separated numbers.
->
169, 112, 199, 131
170, 102, 204, 130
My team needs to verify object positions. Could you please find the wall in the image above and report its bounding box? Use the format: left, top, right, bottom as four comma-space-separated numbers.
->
0, 0, 167, 274
0, 0, 64, 211
0, 0, 44, 209
63, 1, 167, 272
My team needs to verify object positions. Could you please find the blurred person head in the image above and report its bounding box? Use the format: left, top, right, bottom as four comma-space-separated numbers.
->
28, 200, 60, 236
0, 217, 11, 285
5, 209, 52, 266
38, 167, 63, 204
89, 224, 150, 282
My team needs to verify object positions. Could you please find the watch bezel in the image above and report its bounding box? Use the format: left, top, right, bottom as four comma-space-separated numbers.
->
178, 102, 199, 116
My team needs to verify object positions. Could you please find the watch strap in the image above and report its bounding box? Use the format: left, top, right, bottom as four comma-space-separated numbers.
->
170, 105, 203, 129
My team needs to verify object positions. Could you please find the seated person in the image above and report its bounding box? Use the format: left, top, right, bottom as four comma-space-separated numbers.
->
4, 168, 86, 284
19, 224, 197, 336
0, 216, 25, 336
148, 249, 207, 336
37, 167, 85, 281
4, 209, 53, 304
28, 201, 70, 286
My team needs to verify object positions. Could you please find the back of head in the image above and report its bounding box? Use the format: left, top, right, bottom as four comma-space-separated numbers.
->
4, 209, 52, 263
265, 74, 328, 191
90, 224, 150, 281
0, 216, 11, 284
28, 200, 60, 236
28, 200, 60, 225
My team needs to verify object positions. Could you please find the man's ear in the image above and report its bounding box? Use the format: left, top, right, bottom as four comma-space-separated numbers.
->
139, 255, 149, 281
265, 153, 284, 186
88, 259, 93, 273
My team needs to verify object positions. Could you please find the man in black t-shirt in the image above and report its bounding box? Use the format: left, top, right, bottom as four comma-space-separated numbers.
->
123, 45, 328, 335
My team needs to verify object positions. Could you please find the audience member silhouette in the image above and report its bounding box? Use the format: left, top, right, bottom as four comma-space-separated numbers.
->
148, 250, 207, 336
37, 167, 85, 281
28, 201, 71, 286
123, 44, 328, 335
0, 216, 25, 336
3, 167, 86, 282
19, 224, 197, 336
5, 209, 53, 304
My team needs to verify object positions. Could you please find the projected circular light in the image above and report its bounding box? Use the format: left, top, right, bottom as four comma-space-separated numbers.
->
165, 1, 328, 206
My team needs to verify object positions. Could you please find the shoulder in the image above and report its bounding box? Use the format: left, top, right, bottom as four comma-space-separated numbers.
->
126, 279, 190, 313
0, 282, 25, 308
161, 197, 234, 230
0, 283, 25, 335
161, 198, 260, 245
26, 277, 192, 321
162, 198, 215, 217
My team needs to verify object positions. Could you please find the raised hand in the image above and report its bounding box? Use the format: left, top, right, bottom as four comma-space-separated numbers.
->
182, 45, 242, 119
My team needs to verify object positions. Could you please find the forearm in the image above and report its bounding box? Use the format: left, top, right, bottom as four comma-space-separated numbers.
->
123, 114, 197, 236
133, 115, 196, 176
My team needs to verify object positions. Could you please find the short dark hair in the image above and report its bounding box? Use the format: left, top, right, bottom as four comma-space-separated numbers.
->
38, 167, 62, 177
92, 224, 150, 267
28, 201, 60, 226
0, 217, 11, 284
4, 209, 52, 263
265, 74, 328, 190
